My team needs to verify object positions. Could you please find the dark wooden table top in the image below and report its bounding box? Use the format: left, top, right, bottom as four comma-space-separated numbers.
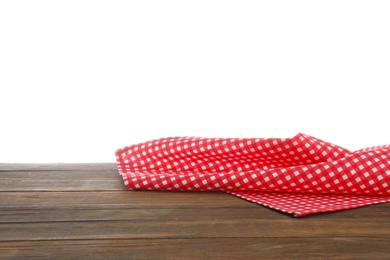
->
0, 163, 389, 259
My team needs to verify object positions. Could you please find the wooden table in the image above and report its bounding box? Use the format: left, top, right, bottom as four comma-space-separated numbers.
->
0, 163, 389, 259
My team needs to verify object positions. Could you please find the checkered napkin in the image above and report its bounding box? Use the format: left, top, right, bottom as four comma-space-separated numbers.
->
115, 133, 390, 216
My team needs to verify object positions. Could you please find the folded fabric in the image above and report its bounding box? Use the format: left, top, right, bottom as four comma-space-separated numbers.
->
115, 133, 390, 217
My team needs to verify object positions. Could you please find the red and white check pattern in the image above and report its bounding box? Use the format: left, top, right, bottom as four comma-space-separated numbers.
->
116, 133, 390, 216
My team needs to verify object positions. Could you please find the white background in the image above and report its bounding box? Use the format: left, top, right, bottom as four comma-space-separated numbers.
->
1, 0, 389, 163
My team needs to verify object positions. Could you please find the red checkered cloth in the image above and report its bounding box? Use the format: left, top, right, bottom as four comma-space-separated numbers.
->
115, 133, 390, 216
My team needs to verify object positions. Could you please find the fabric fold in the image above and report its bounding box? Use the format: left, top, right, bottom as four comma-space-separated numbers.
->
115, 133, 390, 216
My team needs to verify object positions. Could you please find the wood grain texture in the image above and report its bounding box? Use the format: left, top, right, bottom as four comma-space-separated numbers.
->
0, 163, 116, 171
0, 163, 390, 259
1, 238, 390, 259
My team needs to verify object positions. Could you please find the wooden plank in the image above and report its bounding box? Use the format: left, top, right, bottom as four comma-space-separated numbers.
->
1, 204, 389, 224
0, 166, 124, 191
1, 189, 389, 219
0, 169, 125, 191
0, 218, 389, 241
0, 179, 126, 191
0, 163, 117, 171
0, 191, 256, 210
1, 190, 389, 215
0, 170, 120, 179
1, 238, 390, 259
0, 208, 278, 223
